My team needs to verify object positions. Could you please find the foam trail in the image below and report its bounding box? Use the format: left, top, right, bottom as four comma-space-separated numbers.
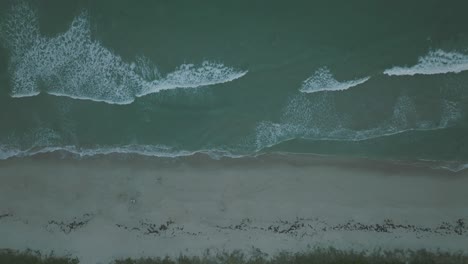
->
2, 141, 465, 173
300, 67, 370, 93
255, 94, 463, 151
1, 3, 247, 105
0, 127, 243, 160
437, 162, 468, 172
0, 144, 246, 161
137, 62, 248, 97
384, 50, 468, 76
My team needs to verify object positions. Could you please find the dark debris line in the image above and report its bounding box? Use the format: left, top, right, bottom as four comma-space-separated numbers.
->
41, 214, 467, 237
115, 219, 202, 237
216, 218, 467, 237
0, 213, 12, 220
46, 213, 93, 234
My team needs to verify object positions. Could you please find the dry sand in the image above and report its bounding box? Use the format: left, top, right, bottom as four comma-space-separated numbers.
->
0, 154, 467, 263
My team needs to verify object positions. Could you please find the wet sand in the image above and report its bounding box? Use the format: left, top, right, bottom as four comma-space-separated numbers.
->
0, 154, 467, 263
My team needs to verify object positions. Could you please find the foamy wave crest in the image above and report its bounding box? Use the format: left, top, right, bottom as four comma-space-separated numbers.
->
0, 143, 247, 161
0, 145, 190, 160
434, 162, 468, 172
300, 67, 370, 93
0, 127, 243, 160
0, 3, 246, 104
255, 94, 463, 150
137, 61, 247, 97
384, 50, 468, 76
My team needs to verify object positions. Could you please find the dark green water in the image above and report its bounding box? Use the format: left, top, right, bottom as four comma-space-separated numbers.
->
1, 0, 468, 167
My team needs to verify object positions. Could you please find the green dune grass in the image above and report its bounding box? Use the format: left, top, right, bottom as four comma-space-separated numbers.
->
0, 249, 78, 264
2, 248, 467, 264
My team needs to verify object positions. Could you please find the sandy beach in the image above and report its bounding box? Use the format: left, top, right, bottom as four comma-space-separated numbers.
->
0, 154, 467, 263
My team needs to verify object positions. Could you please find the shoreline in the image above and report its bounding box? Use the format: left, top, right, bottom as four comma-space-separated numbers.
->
1, 149, 466, 174
0, 154, 467, 263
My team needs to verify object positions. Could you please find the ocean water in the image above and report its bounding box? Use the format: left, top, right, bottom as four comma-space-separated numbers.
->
1, 0, 468, 167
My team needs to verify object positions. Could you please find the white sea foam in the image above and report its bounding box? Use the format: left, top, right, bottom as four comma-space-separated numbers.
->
0, 143, 252, 161
0, 144, 191, 160
384, 50, 468, 76
0, 3, 246, 105
137, 62, 248, 97
0, 126, 244, 160
440, 100, 463, 127
300, 67, 370, 93
255, 94, 463, 150
255, 94, 345, 150
439, 163, 468, 172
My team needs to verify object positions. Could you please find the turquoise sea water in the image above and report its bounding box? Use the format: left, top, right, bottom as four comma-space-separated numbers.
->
1, 0, 468, 167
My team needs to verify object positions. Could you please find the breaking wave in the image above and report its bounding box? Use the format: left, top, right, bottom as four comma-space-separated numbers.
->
384, 50, 468, 76
0, 127, 244, 161
0, 3, 247, 105
300, 67, 370, 93
255, 94, 463, 150
0, 144, 192, 160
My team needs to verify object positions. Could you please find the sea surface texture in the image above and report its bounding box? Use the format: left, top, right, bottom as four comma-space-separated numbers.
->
1, 0, 468, 167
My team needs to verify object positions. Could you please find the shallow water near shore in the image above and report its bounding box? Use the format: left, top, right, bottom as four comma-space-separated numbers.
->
1, 0, 468, 164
